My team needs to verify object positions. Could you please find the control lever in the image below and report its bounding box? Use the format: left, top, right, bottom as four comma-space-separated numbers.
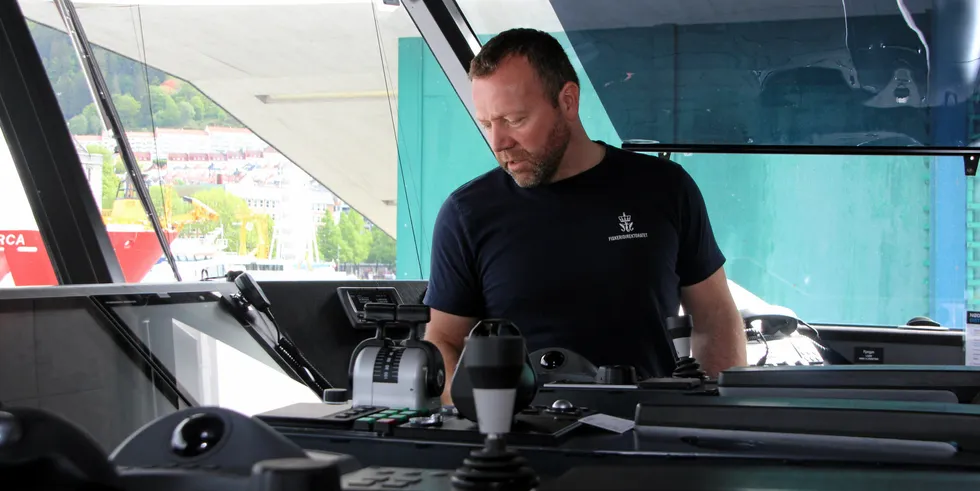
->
348, 303, 445, 410
667, 315, 707, 380
450, 335, 539, 491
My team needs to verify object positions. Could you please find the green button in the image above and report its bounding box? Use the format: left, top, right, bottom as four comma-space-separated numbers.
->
399, 410, 419, 417
389, 415, 409, 423
356, 417, 377, 422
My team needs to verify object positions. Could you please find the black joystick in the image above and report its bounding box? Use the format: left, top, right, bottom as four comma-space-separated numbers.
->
667, 315, 707, 380
171, 413, 225, 457
451, 335, 539, 491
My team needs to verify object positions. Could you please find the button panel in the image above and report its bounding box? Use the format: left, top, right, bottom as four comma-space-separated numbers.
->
343, 466, 452, 490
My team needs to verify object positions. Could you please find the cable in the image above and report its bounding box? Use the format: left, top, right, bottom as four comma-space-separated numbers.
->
265, 308, 283, 343
749, 330, 770, 366
370, 2, 423, 277
798, 319, 822, 340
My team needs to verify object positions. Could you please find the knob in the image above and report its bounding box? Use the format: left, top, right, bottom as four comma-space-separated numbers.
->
539, 350, 565, 370
171, 413, 225, 457
322, 388, 348, 405
595, 365, 637, 385
0, 411, 21, 447
251, 458, 342, 491
549, 399, 576, 413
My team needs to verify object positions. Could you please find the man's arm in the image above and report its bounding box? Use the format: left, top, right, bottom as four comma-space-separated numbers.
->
422, 195, 483, 404
424, 309, 476, 404
680, 266, 746, 377
671, 163, 745, 376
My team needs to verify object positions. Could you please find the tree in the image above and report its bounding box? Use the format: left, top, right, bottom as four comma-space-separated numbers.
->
338, 210, 371, 266
189, 187, 252, 252
182, 187, 273, 255
367, 227, 396, 266
316, 212, 342, 262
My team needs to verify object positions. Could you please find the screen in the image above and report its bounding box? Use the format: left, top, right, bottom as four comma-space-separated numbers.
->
0, 296, 188, 452
348, 289, 398, 311
99, 291, 320, 416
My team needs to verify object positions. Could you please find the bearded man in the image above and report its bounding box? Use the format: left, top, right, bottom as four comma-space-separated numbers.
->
422, 28, 746, 404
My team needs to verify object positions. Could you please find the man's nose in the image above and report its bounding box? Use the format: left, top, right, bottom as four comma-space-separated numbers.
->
489, 125, 516, 153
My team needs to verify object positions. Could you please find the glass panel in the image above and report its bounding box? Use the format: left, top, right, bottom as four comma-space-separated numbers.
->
0, 295, 188, 451
0, 124, 57, 287
99, 290, 320, 416
458, 0, 979, 149
14, 0, 479, 282
21, 1, 174, 283
391, 0, 970, 328
664, 152, 964, 328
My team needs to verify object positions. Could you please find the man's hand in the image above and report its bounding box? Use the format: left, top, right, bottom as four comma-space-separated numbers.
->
680, 266, 746, 377
423, 308, 477, 405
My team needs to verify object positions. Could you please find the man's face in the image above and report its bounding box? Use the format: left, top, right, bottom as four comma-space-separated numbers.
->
472, 56, 571, 188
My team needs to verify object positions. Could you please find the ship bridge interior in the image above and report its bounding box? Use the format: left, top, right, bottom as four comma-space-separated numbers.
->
1, 1, 980, 488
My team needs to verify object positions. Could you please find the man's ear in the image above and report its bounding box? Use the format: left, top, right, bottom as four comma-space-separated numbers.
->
558, 82, 580, 119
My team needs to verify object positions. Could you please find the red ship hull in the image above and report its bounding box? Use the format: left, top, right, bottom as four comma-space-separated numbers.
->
0, 229, 176, 286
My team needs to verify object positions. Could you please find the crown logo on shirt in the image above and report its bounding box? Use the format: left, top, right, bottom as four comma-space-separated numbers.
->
618, 213, 634, 232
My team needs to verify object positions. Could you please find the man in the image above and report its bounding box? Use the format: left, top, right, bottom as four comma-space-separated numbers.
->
423, 28, 746, 403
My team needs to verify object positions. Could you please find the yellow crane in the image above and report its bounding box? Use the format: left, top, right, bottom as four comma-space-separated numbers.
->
237, 212, 271, 259
104, 181, 219, 234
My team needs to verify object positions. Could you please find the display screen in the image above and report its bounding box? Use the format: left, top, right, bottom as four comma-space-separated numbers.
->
347, 289, 398, 312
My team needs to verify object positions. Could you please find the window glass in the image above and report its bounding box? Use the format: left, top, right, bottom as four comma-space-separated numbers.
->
460, 0, 978, 149
430, 0, 972, 328
17, 0, 476, 283
22, 1, 173, 283
0, 124, 56, 288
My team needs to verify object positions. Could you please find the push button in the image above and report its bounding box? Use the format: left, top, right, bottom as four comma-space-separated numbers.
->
353, 417, 375, 431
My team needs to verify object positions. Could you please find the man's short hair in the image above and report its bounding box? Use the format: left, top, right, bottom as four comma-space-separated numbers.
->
469, 28, 579, 106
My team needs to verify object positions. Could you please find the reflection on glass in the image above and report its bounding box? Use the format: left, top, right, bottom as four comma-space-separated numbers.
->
103, 291, 320, 416
459, 0, 980, 149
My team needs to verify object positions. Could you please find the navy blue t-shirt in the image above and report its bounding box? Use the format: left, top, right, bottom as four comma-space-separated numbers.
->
423, 142, 726, 378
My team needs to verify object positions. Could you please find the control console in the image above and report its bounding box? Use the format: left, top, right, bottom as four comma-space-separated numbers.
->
0, 320, 549, 491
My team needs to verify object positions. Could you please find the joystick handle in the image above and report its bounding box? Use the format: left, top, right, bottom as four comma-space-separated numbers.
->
463, 335, 525, 436
667, 315, 693, 359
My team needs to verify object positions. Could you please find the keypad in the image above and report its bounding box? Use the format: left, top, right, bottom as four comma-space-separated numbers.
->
343, 466, 452, 490
349, 408, 431, 432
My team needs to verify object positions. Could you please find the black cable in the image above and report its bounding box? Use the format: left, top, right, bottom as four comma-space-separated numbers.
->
265, 308, 283, 343
261, 306, 331, 393
748, 330, 770, 366
798, 319, 822, 340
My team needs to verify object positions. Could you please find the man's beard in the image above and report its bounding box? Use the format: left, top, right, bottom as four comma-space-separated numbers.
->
499, 120, 571, 188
